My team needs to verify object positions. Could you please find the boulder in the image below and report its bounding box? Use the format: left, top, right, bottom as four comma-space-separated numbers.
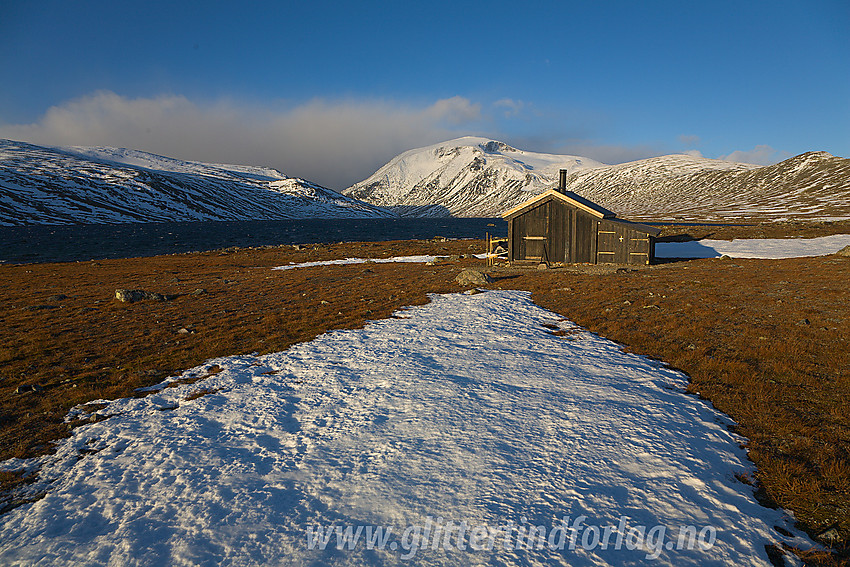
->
115, 289, 169, 303
455, 269, 493, 287
835, 244, 850, 257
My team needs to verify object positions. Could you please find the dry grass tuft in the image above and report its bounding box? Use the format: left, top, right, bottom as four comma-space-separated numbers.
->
184, 388, 220, 402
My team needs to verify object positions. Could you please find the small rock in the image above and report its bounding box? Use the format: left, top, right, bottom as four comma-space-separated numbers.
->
15, 384, 43, 394
177, 328, 191, 335
191, 288, 207, 296
815, 525, 841, 544
623, 300, 632, 305
719, 254, 732, 260
48, 294, 68, 302
796, 318, 811, 326
537, 263, 548, 270
455, 269, 493, 287
115, 289, 169, 303
115, 289, 146, 303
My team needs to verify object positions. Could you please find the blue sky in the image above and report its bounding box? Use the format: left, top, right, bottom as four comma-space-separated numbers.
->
1, 0, 847, 189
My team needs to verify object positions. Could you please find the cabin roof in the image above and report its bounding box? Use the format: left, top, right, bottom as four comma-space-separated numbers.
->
603, 217, 662, 236
501, 189, 616, 220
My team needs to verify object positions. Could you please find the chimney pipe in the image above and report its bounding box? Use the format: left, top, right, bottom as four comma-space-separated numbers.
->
558, 169, 567, 193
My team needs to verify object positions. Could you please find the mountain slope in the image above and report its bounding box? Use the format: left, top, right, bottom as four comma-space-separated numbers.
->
0, 140, 394, 225
565, 151, 850, 222
345, 139, 850, 221
343, 136, 604, 217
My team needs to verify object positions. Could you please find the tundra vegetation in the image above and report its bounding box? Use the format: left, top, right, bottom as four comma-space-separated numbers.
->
0, 223, 848, 564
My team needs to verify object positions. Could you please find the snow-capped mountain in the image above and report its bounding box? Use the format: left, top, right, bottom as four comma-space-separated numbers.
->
0, 140, 394, 225
344, 138, 850, 221
343, 137, 605, 217
564, 151, 850, 222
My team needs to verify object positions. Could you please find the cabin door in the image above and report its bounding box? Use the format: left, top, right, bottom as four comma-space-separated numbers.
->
520, 203, 549, 261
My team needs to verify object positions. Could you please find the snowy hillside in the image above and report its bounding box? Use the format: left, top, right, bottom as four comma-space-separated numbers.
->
344, 138, 850, 221
343, 137, 604, 217
565, 151, 850, 222
0, 140, 394, 225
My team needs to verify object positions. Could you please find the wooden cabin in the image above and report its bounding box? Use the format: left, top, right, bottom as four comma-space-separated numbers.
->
501, 170, 660, 266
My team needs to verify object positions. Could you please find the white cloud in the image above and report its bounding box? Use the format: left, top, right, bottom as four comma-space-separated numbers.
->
425, 96, 482, 125
493, 98, 525, 118
4, 91, 742, 184
0, 91, 485, 189
719, 145, 791, 166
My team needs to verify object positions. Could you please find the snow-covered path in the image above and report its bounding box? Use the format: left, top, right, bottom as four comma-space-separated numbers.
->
0, 291, 809, 566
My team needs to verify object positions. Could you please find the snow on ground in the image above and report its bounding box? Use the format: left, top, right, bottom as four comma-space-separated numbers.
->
272, 254, 488, 271
0, 291, 812, 566
273, 255, 440, 271
656, 233, 850, 259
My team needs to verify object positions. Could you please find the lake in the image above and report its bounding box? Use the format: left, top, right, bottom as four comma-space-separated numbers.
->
0, 218, 507, 264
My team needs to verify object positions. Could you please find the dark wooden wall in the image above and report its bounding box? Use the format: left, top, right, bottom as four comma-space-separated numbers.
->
596, 219, 652, 265
509, 198, 654, 265
573, 211, 596, 263
549, 201, 569, 263
510, 202, 550, 261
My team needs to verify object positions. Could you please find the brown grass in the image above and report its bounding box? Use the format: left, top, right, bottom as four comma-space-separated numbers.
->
1, 232, 848, 563
657, 218, 850, 241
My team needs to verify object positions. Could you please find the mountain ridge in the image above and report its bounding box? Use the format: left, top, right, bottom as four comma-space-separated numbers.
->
344, 139, 850, 222
344, 136, 605, 217
0, 140, 394, 226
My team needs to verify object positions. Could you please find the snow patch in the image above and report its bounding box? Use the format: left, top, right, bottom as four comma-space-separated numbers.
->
656, 234, 850, 259
0, 291, 812, 565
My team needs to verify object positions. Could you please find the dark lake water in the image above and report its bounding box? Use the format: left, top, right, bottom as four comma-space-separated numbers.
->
0, 218, 507, 264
